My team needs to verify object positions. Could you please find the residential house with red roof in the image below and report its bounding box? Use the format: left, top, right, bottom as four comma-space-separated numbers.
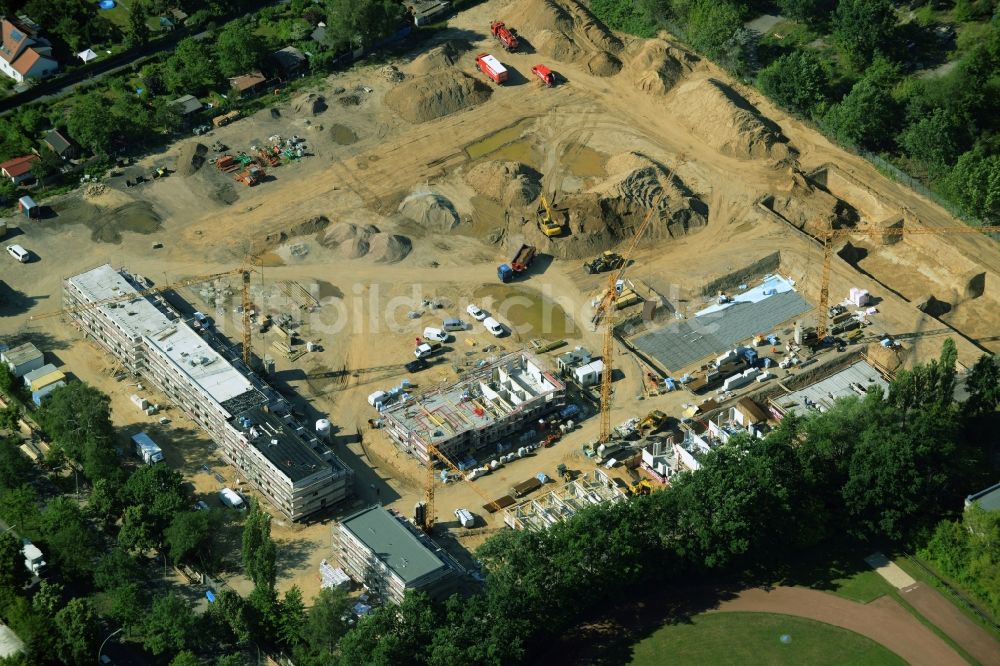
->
0, 17, 58, 83
0, 154, 38, 184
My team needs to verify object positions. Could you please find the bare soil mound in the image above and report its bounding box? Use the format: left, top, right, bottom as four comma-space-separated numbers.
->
398, 189, 461, 231
464, 161, 542, 208
384, 70, 492, 123
261, 215, 330, 249
409, 41, 467, 75
176, 142, 208, 177
520, 152, 707, 258
318, 223, 411, 262
764, 170, 859, 236
293, 92, 327, 115
587, 51, 622, 77
624, 39, 697, 95
504, 0, 622, 65
368, 233, 413, 263
665, 78, 792, 160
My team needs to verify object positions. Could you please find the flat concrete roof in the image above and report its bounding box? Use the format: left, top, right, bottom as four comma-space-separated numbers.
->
631, 278, 811, 372
383, 352, 562, 445
340, 505, 448, 584
966, 483, 1000, 512
2, 342, 41, 366
773, 360, 888, 416
68, 265, 255, 410
234, 403, 332, 482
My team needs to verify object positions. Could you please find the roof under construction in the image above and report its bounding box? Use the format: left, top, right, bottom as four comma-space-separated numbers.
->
382, 351, 563, 446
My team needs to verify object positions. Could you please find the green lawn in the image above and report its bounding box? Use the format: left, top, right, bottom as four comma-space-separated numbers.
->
827, 567, 895, 604
629, 612, 906, 666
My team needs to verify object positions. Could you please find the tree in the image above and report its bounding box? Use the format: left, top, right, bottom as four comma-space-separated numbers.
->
125, 1, 151, 49
88, 477, 125, 527
94, 547, 143, 591
66, 93, 116, 156
0, 531, 28, 591
36, 381, 118, 480
54, 598, 99, 666
212, 589, 251, 645
777, 0, 835, 27
215, 19, 268, 77
277, 585, 306, 650
944, 146, 1000, 221
295, 587, 353, 661
324, 0, 403, 49
686, 0, 743, 63
0, 485, 39, 534
591, 0, 659, 36
241, 499, 276, 590
831, 0, 897, 70
169, 651, 200, 666
31, 580, 64, 618
964, 354, 1000, 417
822, 58, 901, 149
163, 38, 221, 96
38, 497, 101, 582
142, 593, 196, 656
119, 505, 159, 553
898, 109, 966, 176
0, 437, 34, 491
216, 656, 245, 666
165, 509, 221, 567
337, 592, 438, 666
123, 464, 189, 547
108, 582, 146, 630
757, 51, 830, 116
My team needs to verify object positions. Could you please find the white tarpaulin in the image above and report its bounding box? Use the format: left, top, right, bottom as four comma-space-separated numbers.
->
77, 49, 97, 63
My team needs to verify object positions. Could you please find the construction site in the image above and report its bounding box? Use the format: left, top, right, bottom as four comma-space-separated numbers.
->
2, 0, 999, 605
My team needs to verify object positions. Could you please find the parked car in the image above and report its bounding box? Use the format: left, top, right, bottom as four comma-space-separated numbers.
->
423, 327, 449, 342
193, 500, 209, 511
466, 304, 488, 321
6, 244, 30, 263
483, 317, 504, 337
405, 358, 429, 373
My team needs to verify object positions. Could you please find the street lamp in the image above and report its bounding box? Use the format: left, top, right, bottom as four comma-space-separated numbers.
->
97, 626, 123, 665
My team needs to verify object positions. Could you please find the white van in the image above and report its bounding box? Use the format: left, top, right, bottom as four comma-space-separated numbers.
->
483, 317, 504, 337
423, 327, 449, 342
219, 488, 246, 510
6, 244, 29, 263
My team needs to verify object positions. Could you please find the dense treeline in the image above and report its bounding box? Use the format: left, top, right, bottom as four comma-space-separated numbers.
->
588, 0, 1000, 223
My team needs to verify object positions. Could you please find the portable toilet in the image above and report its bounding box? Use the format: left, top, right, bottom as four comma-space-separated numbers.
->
18, 195, 39, 219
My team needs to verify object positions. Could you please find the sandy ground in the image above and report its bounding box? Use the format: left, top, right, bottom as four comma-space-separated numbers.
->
900, 583, 1000, 666
2, 0, 998, 604
866, 552, 917, 589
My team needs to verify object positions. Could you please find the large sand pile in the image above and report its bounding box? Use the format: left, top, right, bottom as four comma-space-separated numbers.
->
176, 142, 207, 177
384, 70, 492, 123
398, 189, 461, 231
503, 0, 622, 67
293, 92, 327, 115
409, 41, 466, 75
464, 161, 542, 208
319, 223, 412, 263
764, 170, 858, 236
517, 152, 707, 258
624, 39, 697, 96
665, 78, 792, 160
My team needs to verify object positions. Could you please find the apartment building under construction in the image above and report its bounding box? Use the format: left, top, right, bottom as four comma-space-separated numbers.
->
381, 351, 566, 465
64, 264, 353, 521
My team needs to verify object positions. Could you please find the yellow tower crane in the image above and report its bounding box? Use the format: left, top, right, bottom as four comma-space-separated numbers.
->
592, 159, 681, 443
815, 224, 1000, 340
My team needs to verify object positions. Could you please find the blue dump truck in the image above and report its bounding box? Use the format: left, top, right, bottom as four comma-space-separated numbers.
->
498, 243, 536, 282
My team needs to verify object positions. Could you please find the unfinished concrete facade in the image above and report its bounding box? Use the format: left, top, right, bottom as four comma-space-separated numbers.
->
503, 469, 627, 530
333, 505, 460, 604
64, 265, 353, 521
381, 350, 566, 465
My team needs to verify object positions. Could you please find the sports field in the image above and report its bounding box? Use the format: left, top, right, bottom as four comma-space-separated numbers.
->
629, 612, 907, 665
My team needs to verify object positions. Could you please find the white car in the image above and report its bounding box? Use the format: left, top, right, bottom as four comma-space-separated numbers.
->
483, 317, 504, 337
466, 304, 488, 321
6, 244, 29, 263
423, 327, 449, 342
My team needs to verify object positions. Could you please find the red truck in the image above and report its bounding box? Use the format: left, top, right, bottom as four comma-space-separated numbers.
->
490, 21, 519, 51
475, 53, 508, 84
531, 64, 555, 87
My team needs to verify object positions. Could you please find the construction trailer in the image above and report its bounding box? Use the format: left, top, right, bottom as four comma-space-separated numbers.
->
475, 53, 508, 84
381, 350, 566, 466
63, 264, 354, 521
333, 505, 461, 604
503, 469, 627, 531
1, 342, 44, 378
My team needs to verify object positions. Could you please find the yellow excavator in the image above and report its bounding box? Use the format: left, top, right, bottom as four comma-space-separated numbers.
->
538, 194, 562, 237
